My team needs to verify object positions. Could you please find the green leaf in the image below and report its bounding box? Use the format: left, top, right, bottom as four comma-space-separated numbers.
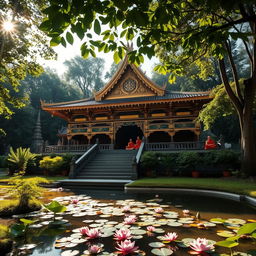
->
10, 223, 25, 237
114, 51, 121, 64
237, 223, 256, 236
215, 240, 239, 248
252, 232, 256, 238
50, 36, 62, 46
44, 200, 67, 213
20, 218, 35, 226
90, 49, 96, 57
66, 32, 74, 45
94, 19, 101, 35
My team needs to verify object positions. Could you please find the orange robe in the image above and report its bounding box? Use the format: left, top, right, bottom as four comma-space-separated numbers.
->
134, 139, 142, 149
126, 141, 135, 150
204, 138, 217, 150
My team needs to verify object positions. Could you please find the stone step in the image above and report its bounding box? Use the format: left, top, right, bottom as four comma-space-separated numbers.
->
85, 164, 132, 168
76, 175, 132, 179
78, 171, 132, 176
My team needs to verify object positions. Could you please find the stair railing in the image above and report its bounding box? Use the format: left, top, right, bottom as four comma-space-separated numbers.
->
132, 137, 145, 180
69, 139, 99, 178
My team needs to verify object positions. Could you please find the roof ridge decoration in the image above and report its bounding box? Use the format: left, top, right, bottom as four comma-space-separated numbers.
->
94, 55, 165, 101
40, 97, 93, 107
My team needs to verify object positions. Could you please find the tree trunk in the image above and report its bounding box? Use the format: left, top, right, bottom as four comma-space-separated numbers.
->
240, 80, 256, 176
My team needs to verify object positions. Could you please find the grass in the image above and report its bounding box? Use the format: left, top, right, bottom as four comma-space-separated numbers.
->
127, 177, 256, 197
0, 175, 66, 183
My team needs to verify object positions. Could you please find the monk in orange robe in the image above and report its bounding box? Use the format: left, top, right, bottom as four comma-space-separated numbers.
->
204, 136, 217, 150
134, 136, 142, 149
126, 138, 135, 150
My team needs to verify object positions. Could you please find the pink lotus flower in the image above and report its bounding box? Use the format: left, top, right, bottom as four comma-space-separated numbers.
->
183, 209, 190, 215
80, 226, 89, 236
88, 245, 102, 254
114, 228, 132, 241
86, 228, 102, 239
57, 187, 63, 192
147, 226, 156, 232
71, 199, 79, 204
190, 238, 214, 253
154, 207, 164, 213
122, 206, 131, 212
124, 215, 137, 225
163, 232, 178, 242
116, 240, 139, 255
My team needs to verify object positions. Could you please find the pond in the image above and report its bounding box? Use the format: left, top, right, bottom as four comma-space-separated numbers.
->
10, 189, 256, 256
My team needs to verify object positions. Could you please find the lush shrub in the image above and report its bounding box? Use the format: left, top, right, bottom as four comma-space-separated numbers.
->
8, 176, 49, 211
215, 150, 240, 169
7, 147, 37, 175
176, 151, 200, 170
39, 156, 64, 175
158, 153, 177, 176
140, 152, 159, 177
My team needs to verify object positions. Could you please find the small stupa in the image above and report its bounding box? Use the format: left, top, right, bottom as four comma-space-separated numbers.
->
31, 110, 44, 153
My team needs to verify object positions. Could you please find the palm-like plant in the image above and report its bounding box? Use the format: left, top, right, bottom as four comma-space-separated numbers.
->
7, 147, 36, 175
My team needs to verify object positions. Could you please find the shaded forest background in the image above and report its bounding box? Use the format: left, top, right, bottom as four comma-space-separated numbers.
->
0, 47, 248, 154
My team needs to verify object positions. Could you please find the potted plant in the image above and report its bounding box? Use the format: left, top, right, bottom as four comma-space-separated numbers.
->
176, 151, 200, 177
160, 154, 175, 176
215, 150, 238, 177
141, 152, 158, 177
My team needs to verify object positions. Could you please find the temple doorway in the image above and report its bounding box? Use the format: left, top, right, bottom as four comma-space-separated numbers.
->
115, 125, 143, 149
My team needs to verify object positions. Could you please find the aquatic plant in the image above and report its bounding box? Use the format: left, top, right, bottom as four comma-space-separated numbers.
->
122, 206, 131, 212
116, 240, 139, 255
147, 226, 156, 232
124, 215, 137, 225
88, 244, 103, 254
154, 207, 164, 213
71, 199, 79, 204
114, 228, 132, 241
163, 232, 178, 242
43, 200, 67, 223
86, 228, 101, 239
80, 227, 89, 236
190, 238, 214, 253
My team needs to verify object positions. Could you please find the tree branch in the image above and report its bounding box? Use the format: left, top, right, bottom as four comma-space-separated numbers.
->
224, 40, 243, 104
218, 58, 243, 117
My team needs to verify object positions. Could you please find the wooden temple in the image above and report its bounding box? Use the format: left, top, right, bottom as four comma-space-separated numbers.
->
41, 56, 211, 152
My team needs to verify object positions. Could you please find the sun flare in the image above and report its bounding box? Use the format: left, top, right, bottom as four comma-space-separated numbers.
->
2, 20, 14, 32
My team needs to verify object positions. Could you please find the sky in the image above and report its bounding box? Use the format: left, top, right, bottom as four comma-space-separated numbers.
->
41, 36, 158, 81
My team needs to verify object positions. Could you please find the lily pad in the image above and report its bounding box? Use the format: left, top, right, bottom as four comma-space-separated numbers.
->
151, 248, 173, 255
149, 242, 165, 248
61, 250, 80, 256
217, 230, 235, 237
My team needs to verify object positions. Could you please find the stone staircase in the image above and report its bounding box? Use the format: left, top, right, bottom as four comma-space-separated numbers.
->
75, 150, 137, 180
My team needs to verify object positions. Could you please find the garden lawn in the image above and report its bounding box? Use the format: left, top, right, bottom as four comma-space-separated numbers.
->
0, 175, 65, 183
127, 177, 256, 197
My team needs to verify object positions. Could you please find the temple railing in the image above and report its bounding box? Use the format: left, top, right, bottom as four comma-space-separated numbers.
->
145, 141, 204, 151
44, 144, 90, 153
99, 144, 114, 150
132, 138, 145, 179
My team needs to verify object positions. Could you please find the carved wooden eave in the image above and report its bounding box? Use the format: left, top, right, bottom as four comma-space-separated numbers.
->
94, 55, 165, 101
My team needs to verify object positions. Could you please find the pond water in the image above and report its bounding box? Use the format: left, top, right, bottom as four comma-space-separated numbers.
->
10, 189, 256, 256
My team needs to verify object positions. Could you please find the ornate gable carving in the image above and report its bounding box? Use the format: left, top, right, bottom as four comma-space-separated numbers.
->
104, 66, 156, 100
94, 56, 165, 101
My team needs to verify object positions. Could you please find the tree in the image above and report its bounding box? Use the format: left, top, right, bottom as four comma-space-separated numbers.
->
105, 62, 120, 80
0, 0, 55, 124
41, 0, 256, 175
64, 56, 105, 97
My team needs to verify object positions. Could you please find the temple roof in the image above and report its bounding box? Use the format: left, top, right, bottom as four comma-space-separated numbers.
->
41, 91, 210, 110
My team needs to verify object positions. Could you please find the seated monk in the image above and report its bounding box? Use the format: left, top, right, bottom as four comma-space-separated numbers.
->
134, 136, 142, 149
204, 136, 217, 150
126, 138, 135, 150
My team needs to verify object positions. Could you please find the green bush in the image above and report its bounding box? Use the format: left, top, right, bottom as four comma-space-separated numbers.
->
215, 150, 240, 169
39, 156, 64, 175
0, 224, 12, 255
158, 153, 177, 176
176, 151, 200, 170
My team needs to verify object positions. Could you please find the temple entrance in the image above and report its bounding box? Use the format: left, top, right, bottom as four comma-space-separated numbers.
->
115, 125, 143, 149
173, 130, 197, 142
